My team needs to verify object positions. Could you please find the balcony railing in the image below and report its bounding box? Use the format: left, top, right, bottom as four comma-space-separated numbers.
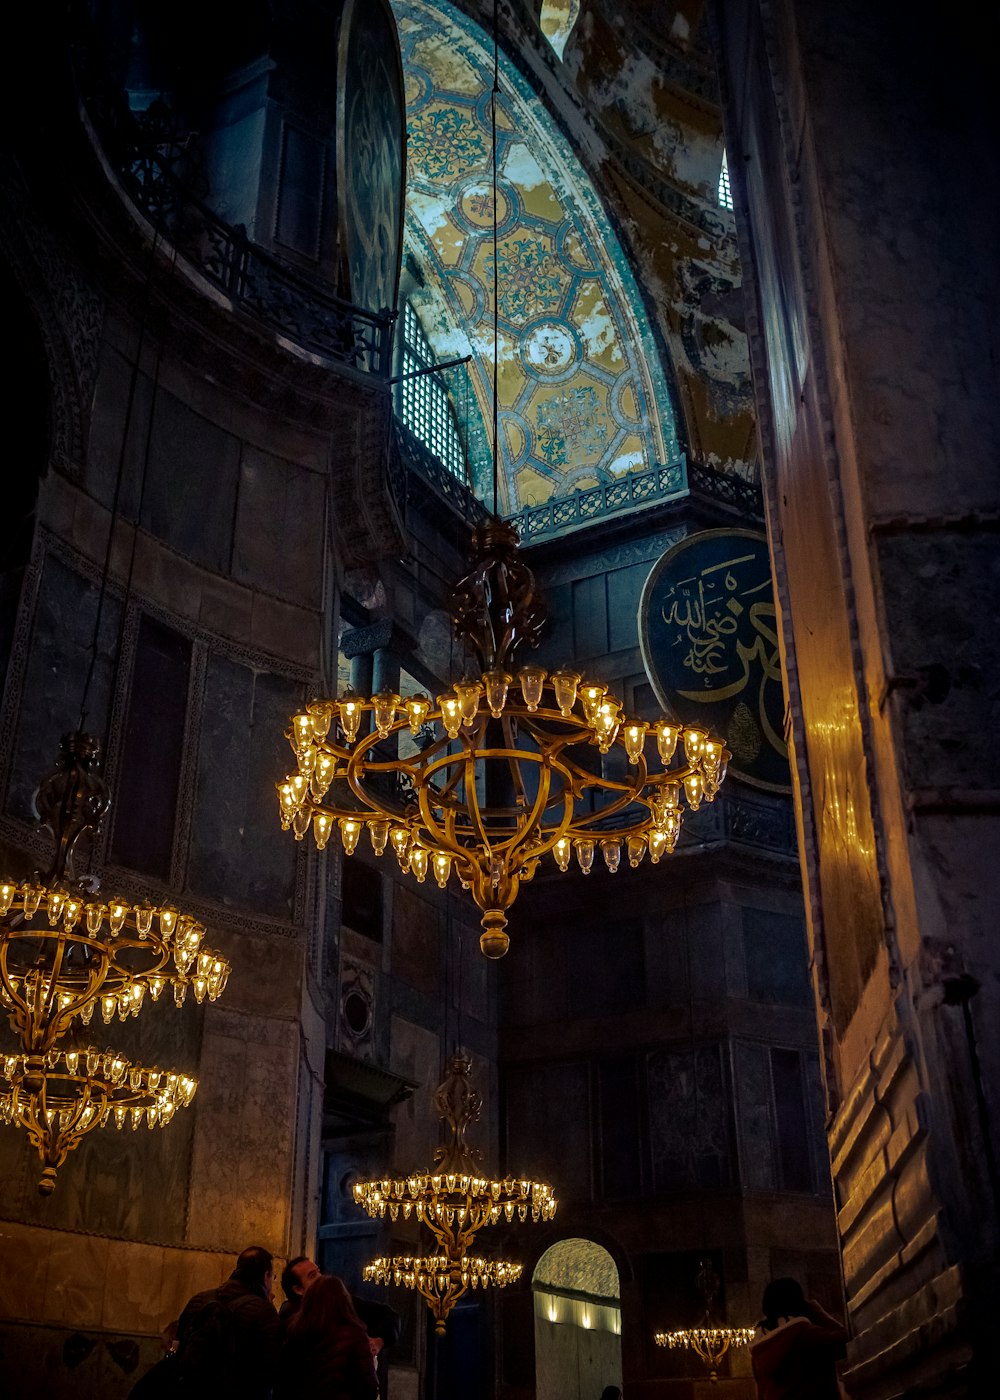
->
511, 459, 688, 541
72, 27, 393, 376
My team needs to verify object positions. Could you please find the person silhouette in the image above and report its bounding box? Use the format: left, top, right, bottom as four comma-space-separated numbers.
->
749, 1277, 847, 1399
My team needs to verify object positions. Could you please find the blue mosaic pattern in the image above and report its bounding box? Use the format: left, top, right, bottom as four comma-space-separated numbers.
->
392, 0, 684, 518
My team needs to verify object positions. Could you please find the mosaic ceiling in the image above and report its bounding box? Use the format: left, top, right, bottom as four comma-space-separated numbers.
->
391, 0, 682, 516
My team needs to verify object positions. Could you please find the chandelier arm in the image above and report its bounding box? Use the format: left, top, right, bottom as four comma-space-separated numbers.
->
463, 749, 492, 856
499, 714, 531, 812
38, 934, 71, 1036
415, 786, 471, 867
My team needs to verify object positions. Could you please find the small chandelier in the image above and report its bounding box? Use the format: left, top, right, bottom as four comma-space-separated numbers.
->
278, 520, 729, 958
654, 1259, 753, 1384
364, 1254, 522, 1336
1, 1045, 197, 1188
0, 732, 231, 1192
353, 1056, 554, 1332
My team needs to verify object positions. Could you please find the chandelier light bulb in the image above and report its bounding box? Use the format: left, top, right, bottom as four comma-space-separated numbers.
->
574, 839, 595, 874
339, 695, 364, 743
433, 852, 452, 888
601, 839, 621, 873
518, 665, 546, 711
549, 668, 580, 716
578, 682, 607, 725
438, 693, 462, 739
406, 695, 431, 733
373, 692, 401, 738
684, 725, 708, 766
339, 817, 363, 855
622, 720, 648, 764
454, 680, 483, 727
480, 669, 510, 718
655, 719, 680, 764
369, 818, 390, 856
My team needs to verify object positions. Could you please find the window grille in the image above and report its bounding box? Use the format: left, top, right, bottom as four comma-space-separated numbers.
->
399, 303, 466, 481
718, 150, 734, 211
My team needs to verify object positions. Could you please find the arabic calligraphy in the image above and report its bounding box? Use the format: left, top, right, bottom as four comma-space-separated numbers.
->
641, 531, 790, 790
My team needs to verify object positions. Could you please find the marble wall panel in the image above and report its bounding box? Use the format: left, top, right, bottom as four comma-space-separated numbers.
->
142, 389, 241, 576
741, 907, 811, 1008
0, 1219, 51, 1323
607, 559, 656, 654
504, 1061, 591, 1202
0, 1322, 161, 1400
41, 1231, 108, 1329
185, 1009, 299, 1253
232, 446, 325, 609
5, 553, 120, 820
99, 1239, 166, 1335
571, 573, 609, 657
390, 885, 442, 1001
534, 1314, 622, 1400
85, 342, 153, 519
733, 1039, 776, 1192
389, 1015, 441, 1172
188, 653, 300, 918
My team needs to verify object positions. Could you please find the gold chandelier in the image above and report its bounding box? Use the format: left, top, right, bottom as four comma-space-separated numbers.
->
364, 1255, 522, 1336
654, 1260, 753, 1384
278, 520, 729, 959
354, 1056, 554, 1332
0, 732, 231, 1192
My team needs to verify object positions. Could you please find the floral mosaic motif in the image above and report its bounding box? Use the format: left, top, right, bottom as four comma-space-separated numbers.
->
487, 238, 565, 323
536, 386, 609, 465
407, 105, 489, 180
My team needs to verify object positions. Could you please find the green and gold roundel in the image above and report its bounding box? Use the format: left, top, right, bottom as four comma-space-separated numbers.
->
640, 530, 790, 791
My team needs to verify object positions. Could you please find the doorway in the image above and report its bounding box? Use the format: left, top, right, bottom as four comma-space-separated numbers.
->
533, 1239, 622, 1400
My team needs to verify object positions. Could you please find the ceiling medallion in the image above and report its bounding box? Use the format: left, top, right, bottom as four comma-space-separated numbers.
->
355, 1056, 553, 1333
0, 733, 231, 1193
278, 519, 730, 958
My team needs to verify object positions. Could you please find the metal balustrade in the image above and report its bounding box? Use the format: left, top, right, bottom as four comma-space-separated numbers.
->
72, 22, 394, 377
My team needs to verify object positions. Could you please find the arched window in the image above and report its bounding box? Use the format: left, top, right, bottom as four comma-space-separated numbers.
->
398, 302, 467, 480
718, 150, 734, 210
539, 0, 582, 61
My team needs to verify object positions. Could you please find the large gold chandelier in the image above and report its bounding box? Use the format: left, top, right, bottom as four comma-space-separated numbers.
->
0, 732, 231, 1193
278, 519, 729, 958
355, 1056, 554, 1333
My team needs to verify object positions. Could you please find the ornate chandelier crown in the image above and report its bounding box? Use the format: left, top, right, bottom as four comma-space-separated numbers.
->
278, 519, 730, 957
0, 733, 231, 1193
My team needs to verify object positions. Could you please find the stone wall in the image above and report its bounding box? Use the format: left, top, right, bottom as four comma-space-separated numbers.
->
714, 1, 999, 1393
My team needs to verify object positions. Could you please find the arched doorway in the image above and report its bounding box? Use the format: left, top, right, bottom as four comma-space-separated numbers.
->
533, 1238, 622, 1400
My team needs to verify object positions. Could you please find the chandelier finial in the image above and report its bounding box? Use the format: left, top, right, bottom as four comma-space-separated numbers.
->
449, 519, 546, 672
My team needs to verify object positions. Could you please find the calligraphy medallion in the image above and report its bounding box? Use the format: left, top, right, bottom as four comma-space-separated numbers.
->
639, 529, 790, 790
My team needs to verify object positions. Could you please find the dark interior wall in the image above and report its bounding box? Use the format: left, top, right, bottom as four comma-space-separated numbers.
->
714, 0, 999, 1393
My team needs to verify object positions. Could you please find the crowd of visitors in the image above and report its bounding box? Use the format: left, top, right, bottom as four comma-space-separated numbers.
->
127, 1252, 845, 1399
128, 1244, 399, 1400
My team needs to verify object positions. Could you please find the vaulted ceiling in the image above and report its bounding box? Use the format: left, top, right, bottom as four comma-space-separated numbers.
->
393, 0, 683, 515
